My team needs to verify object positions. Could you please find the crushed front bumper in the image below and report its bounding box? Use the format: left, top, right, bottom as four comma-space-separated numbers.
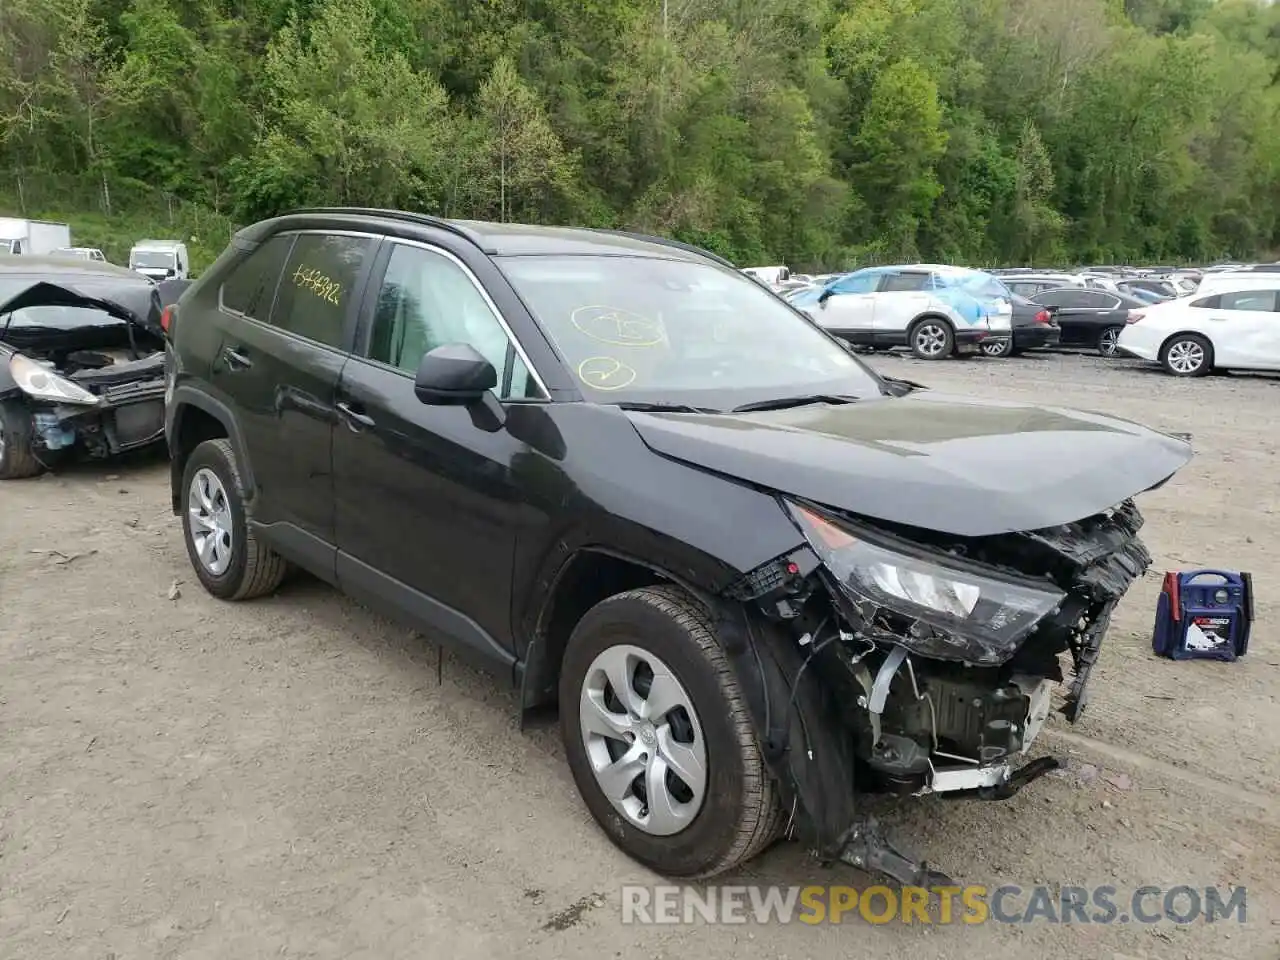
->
31, 379, 166, 459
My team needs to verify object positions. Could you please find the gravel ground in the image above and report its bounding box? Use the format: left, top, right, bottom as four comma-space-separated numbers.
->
2, 349, 1278, 959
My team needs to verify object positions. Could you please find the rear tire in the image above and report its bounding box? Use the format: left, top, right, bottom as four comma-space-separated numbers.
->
559, 585, 783, 878
1097, 325, 1124, 357
1160, 333, 1213, 377
181, 438, 288, 600
981, 336, 1013, 358
0, 400, 43, 479
908, 318, 955, 360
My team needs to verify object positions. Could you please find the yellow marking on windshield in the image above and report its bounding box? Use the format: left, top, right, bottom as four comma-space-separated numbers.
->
571, 305, 664, 347
577, 356, 637, 390
291, 265, 343, 306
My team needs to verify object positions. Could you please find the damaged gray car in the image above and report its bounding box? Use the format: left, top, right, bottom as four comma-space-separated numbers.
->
0, 258, 168, 478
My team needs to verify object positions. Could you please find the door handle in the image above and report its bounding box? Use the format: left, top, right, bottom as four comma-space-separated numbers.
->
1208, 316, 1229, 322
222, 346, 251, 370
336, 401, 375, 431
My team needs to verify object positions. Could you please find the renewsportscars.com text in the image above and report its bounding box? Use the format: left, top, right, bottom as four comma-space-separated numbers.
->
620, 884, 1248, 925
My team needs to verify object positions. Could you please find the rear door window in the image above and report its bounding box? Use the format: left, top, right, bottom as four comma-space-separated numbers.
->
1033, 289, 1087, 308
269, 233, 374, 349
220, 234, 295, 321
1220, 290, 1279, 312
831, 271, 878, 294
878, 271, 930, 292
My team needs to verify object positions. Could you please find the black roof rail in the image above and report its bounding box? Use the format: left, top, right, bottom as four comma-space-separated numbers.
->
583, 228, 738, 269
281, 207, 488, 249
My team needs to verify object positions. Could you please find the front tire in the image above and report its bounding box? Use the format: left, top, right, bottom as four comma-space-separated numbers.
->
0, 400, 43, 479
1160, 333, 1213, 377
180, 438, 288, 600
909, 318, 954, 360
559, 586, 783, 878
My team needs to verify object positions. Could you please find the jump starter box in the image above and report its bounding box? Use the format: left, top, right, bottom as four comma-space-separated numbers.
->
1151, 569, 1254, 662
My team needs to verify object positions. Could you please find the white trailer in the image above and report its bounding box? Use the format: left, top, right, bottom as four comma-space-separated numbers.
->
0, 217, 73, 255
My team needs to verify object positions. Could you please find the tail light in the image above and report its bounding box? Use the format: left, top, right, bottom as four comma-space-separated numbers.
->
160, 304, 175, 334
1126, 310, 1144, 324
1034, 309, 1051, 325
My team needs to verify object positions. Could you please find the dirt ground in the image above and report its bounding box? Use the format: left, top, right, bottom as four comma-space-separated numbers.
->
2, 350, 1278, 960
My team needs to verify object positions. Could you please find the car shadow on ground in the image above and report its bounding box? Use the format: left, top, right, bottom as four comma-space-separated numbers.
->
26, 443, 169, 482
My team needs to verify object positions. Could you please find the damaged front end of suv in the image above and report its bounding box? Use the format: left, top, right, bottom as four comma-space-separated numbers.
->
718, 488, 1179, 886
0, 277, 168, 479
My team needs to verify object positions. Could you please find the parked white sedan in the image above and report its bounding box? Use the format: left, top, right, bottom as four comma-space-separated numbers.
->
1115, 287, 1280, 376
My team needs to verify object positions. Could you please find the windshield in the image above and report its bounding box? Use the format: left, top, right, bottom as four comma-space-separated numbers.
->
131, 251, 175, 269
497, 255, 884, 407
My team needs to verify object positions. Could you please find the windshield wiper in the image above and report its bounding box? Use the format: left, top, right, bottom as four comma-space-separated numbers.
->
614, 401, 720, 414
731, 394, 861, 413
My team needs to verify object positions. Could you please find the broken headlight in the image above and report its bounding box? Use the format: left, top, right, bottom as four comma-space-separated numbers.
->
8, 353, 99, 406
788, 502, 1066, 664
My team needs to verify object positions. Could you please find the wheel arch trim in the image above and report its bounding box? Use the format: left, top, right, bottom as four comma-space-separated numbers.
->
168, 386, 255, 512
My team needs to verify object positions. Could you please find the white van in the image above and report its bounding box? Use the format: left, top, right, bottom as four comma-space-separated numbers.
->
742, 265, 791, 287
129, 240, 190, 280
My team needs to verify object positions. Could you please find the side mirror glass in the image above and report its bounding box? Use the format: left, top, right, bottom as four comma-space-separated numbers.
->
414, 342, 498, 405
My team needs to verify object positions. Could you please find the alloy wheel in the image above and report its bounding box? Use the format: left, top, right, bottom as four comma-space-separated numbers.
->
914, 323, 948, 358
578, 643, 708, 837
1166, 339, 1205, 375
187, 467, 234, 576
981, 338, 1011, 358
1098, 327, 1121, 356
0, 420, 6, 463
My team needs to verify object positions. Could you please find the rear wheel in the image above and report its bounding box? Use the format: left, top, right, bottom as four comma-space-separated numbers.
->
1097, 325, 1124, 357
909, 318, 954, 360
981, 336, 1013, 358
0, 400, 43, 479
1160, 333, 1213, 377
181, 438, 288, 600
559, 585, 783, 878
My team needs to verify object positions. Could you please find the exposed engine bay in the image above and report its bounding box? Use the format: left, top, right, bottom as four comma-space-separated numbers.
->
0, 280, 168, 470
719, 496, 1154, 885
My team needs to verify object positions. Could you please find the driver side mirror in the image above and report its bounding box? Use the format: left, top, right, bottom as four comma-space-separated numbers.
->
817, 288, 835, 306
414, 342, 497, 404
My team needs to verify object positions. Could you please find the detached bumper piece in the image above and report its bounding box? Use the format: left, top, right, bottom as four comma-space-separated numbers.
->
836, 815, 955, 887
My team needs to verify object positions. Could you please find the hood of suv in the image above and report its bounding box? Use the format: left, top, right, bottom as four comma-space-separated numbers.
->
625, 392, 1192, 536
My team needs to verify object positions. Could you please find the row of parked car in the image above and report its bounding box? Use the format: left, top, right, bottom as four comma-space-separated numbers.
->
744, 262, 1280, 377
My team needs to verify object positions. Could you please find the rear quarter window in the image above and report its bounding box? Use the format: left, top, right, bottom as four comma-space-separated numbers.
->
220, 234, 295, 321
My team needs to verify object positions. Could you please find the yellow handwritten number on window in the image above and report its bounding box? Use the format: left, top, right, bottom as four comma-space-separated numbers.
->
292, 265, 343, 307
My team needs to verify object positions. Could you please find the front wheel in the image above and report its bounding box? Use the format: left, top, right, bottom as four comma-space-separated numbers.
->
0, 400, 43, 479
1160, 333, 1213, 377
909, 319, 954, 360
559, 586, 783, 878
1097, 325, 1124, 357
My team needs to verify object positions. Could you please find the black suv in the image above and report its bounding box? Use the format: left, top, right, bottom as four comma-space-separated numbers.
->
165, 209, 1191, 883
